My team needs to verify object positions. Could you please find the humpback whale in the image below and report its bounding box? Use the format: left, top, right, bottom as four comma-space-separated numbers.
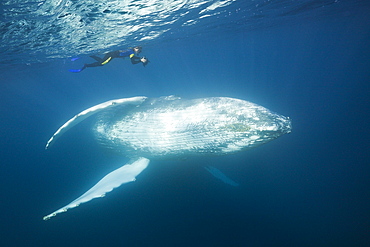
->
43, 96, 291, 220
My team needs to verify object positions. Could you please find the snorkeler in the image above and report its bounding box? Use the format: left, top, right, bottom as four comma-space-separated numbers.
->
69, 46, 149, 73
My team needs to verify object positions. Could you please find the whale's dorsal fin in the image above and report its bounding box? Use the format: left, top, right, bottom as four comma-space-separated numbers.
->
45, 96, 147, 149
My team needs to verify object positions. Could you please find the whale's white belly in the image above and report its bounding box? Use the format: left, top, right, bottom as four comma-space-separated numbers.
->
94, 97, 291, 157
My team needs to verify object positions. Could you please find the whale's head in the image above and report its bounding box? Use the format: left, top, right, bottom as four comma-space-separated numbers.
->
177, 97, 292, 154
213, 97, 292, 153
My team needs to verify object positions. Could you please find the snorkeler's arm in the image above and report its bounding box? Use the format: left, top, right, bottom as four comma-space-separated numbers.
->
130, 55, 149, 66
130, 55, 142, 64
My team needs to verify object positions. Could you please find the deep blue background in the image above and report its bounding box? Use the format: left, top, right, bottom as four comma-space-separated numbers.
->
1, 7, 369, 247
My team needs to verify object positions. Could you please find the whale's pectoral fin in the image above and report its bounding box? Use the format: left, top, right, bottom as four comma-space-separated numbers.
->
205, 166, 239, 187
45, 96, 147, 149
43, 157, 150, 221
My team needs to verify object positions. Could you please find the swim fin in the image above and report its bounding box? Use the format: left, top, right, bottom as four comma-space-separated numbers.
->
69, 69, 82, 73
69, 65, 86, 73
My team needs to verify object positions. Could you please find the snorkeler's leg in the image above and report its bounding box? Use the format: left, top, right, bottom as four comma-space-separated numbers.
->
90, 56, 104, 62
69, 62, 102, 73
84, 62, 102, 68
98, 51, 119, 65
69, 64, 87, 73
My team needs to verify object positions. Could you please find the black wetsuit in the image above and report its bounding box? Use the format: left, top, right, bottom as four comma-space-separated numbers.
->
70, 49, 142, 72
85, 50, 142, 68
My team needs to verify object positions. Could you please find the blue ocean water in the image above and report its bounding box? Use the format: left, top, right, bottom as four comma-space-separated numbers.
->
1, 0, 369, 246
